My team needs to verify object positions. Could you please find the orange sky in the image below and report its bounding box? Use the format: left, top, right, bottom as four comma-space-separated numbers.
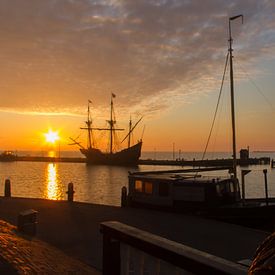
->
0, 1, 275, 153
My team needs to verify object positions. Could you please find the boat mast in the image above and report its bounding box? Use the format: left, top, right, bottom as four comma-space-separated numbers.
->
128, 117, 132, 148
228, 14, 243, 180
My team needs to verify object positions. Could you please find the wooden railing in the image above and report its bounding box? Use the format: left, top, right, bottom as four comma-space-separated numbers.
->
100, 221, 248, 275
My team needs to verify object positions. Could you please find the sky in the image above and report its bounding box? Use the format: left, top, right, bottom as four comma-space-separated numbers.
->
0, 0, 275, 153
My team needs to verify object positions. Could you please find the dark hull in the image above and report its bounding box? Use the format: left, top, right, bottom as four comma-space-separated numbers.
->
80, 141, 142, 166
208, 198, 275, 231
128, 198, 275, 231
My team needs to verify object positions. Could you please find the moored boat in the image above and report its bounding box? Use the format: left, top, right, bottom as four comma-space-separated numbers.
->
127, 167, 239, 210
126, 168, 275, 229
123, 15, 275, 230
71, 94, 142, 166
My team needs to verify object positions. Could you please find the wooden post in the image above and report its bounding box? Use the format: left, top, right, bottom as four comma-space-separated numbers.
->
263, 169, 268, 206
4, 179, 11, 197
66, 182, 75, 202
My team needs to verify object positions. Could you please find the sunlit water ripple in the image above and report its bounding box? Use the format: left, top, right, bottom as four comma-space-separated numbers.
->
0, 151, 274, 206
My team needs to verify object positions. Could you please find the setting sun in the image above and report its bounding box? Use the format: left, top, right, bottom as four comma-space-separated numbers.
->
44, 129, 60, 144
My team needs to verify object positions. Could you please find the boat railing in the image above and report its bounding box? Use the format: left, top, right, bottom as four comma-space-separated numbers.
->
100, 221, 247, 275
128, 166, 232, 176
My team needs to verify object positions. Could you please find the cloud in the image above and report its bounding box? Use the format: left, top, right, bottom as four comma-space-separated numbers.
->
0, 0, 274, 116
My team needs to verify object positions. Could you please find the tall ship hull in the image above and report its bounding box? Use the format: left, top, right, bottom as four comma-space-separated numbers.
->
80, 141, 142, 165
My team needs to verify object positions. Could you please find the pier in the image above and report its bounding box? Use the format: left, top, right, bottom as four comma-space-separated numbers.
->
0, 155, 271, 166
139, 157, 270, 167
15, 155, 86, 163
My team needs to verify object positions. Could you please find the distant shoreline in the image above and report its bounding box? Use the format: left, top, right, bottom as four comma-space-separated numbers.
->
253, 151, 275, 153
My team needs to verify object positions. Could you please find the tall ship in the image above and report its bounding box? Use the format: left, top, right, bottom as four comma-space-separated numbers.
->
71, 94, 142, 165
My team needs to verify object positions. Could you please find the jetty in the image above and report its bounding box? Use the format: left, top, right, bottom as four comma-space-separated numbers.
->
0, 155, 270, 166
15, 155, 86, 163
138, 157, 270, 166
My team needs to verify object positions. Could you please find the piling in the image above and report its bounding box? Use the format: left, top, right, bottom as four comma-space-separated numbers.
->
4, 179, 11, 197
263, 169, 269, 206
271, 159, 275, 168
66, 182, 75, 202
121, 186, 127, 207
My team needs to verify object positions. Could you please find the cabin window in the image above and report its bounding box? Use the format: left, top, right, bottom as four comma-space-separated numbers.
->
159, 182, 169, 197
135, 180, 143, 192
144, 182, 153, 194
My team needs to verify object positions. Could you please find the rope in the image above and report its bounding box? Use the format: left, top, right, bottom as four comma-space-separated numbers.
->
200, 52, 229, 164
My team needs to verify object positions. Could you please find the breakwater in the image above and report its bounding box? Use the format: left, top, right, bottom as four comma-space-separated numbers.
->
6, 155, 270, 166
139, 157, 270, 166
16, 156, 86, 163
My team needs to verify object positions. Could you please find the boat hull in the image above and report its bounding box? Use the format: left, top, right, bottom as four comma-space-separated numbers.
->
127, 171, 275, 231
80, 141, 142, 166
127, 197, 275, 231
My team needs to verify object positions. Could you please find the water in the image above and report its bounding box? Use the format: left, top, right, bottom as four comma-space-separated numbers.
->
0, 151, 274, 206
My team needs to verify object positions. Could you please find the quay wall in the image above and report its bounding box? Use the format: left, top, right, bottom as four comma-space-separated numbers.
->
0, 197, 269, 270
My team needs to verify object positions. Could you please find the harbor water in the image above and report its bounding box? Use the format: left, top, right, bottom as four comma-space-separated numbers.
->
0, 151, 274, 206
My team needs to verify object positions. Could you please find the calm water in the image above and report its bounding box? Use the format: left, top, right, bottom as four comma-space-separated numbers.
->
0, 151, 274, 206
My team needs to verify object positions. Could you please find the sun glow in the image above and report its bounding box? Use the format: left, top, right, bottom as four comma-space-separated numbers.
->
44, 129, 60, 144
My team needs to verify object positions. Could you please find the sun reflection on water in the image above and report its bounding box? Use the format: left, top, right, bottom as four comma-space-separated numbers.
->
45, 163, 63, 200
48, 150, 56, 158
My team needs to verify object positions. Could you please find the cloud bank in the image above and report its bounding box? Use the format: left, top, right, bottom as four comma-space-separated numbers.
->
0, 0, 274, 116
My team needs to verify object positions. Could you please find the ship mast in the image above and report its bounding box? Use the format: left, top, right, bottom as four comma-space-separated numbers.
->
107, 93, 124, 154
86, 101, 93, 149
121, 116, 143, 146
128, 117, 132, 148
228, 14, 243, 180
110, 94, 115, 154
80, 97, 124, 153
79, 100, 94, 149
